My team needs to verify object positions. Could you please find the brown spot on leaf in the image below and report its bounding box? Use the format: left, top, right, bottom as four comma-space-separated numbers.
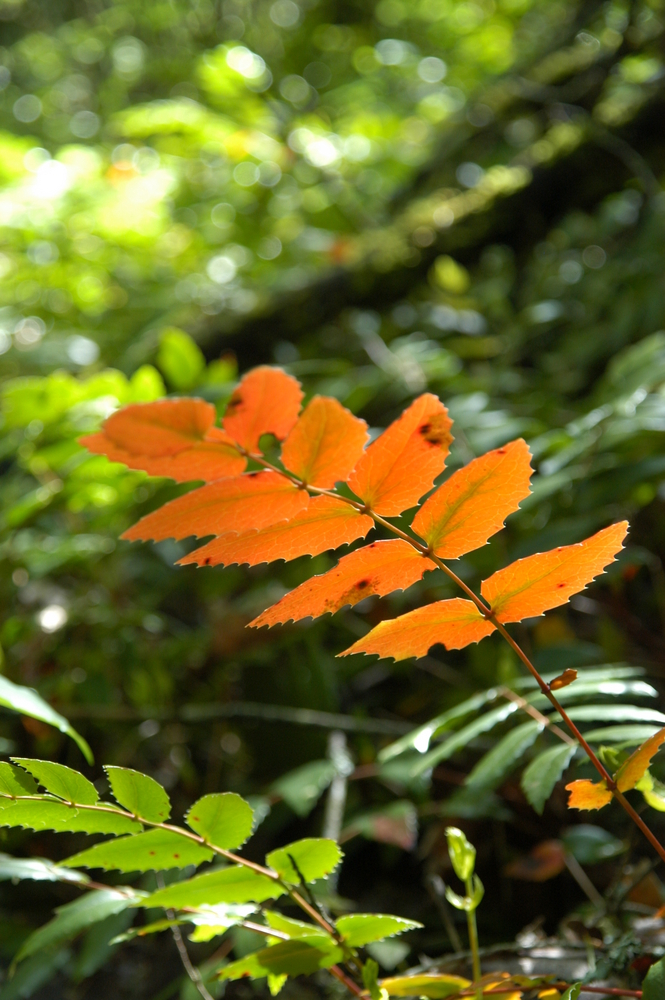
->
417, 413, 453, 448
557, 582, 566, 588
173, 853, 180, 859
356, 579, 371, 589
149, 851, 156, 855
225, 393, 243, 414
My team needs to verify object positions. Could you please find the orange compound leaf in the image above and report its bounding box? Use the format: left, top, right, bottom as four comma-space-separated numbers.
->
565, 779, 613, 810
222, 366, 303, 452
177, 495, 373, 568
615, 726, 665, 792
80, 399, 246, 483
347, 394, 453, 516
280, 395, 369, 488
251, 539, 434, 628
339, 598, 495, 661
481, 521, 628, 624
412, 439, 532, 559
122, 472, 309, 543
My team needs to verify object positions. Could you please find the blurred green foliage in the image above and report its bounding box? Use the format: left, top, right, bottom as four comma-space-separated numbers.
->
1, 0, 665, 996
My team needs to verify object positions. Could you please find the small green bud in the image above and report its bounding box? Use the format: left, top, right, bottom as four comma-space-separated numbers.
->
445, 826, 476, 882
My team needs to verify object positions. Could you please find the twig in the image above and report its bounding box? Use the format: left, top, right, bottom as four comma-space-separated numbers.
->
155, 872, 215, 1000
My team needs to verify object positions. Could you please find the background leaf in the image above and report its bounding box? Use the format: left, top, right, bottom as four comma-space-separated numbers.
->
521, 745, 577, 815
0, 679, 92, 763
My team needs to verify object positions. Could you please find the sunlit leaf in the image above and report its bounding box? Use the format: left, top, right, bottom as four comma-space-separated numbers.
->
0, 852, 90, 884
63, 829, 213, 871
412, 439, 532, 558
521, 744, 576, 815
123, 472, 309, 543
81, 398, 246, 482
615, 726, 665, 792
179, 495, 373, 568
337, 914, 421, 947
339, 598, 494, 661
0, 762, 38, 797
481, 522, 628, 622
140, 865, 284, 908
251, 540, 433, 627
280, 395, 368, 487
11, 759, 98, 804
104, 766, 171, 823
185, 792, 254, 849
0, 676, 92, 763
0, 798, 142, 835
266, 838, 342, 883
223, 366, 303, 452
347, 394, 453, 515
219, 937, 342, 981
565, 779, 613, 810
379, 974, 470, 998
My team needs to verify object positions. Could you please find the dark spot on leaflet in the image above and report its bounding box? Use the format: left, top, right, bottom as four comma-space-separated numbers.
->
204, 558, 211, 565
149, 851, 156, 855
356, 579, 371, 589
173, 854, 180, 859
497, 448, 506, 454
557, 582, 566, 588
418, 415, 453, 447
192, 816, 200, 822
248, 471, 260, 478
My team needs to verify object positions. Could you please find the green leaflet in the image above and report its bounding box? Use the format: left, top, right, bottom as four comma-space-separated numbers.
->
266, 838, 343, 884
0, 798, 142, 835
186, 792, 254, 850
264, 911, 329, 941
465, 720, 543, 790
187, 904, 259, 941
412, 702, 519, 775
104, 766, 171, 822
16, 888, 141, 963
584, 725, 662, 744
380, 690, 499, 762
63, 828, 213, 872
157, 327, 206, 391
530, 679, 658, 709
521, 744, 577, 815
219, 937, 343, 981
0, 675, 92, 764
270, 760, 335, 817
642, 957, 665, 1000
11, 758, 98, 804
336, 914, 421, 948
0, 762, 38, 796
379, 974, 471, 997
140, 864, 284, 908
555, 705, 665, 725
561, 985, 581, 1000
0, 852, 89, 884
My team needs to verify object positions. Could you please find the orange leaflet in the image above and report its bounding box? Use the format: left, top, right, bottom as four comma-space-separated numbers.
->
81, 398, 246, 483
178, 495, 373, 568
565, 779, 613, 810
412, 439, 532, 559
615, 726, 665, 792
251, 540, 434, 628
347, 394, 453, 516
481, 521, 628, 623
338, 598, 494, 661
223, 366, 303, 452
280, 395, 369, 488
122, 472, 309, 543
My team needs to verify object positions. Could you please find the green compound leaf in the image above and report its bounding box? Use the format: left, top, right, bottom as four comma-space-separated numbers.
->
104, 766, 171, 823
16, 888, 141, 963
0, 852, 90, 884
521, 744, 577, 815
186, 792, 254, 850
266, 838, 343, 884
584, 724, 662, 745
379, 974, 471, 997
643, 957, 665, 1000
336, 914, 422, 948
63, 829, 213, 872
219, 938, 343, 981
0, 762, 38, 797
465, 721, 543, 790
412, 702, 519, 776
0, 675, 92, 764
0, 799, 142, 835
140, 864, 284, 909
11, 758, 98, 804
